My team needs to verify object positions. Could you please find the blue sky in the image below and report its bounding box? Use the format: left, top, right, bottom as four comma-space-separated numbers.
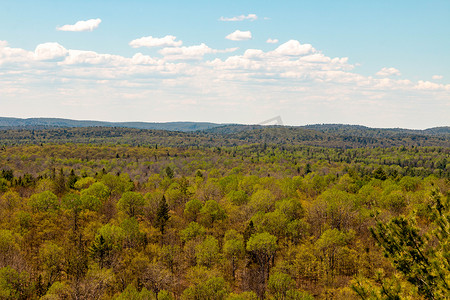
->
0, 0, 449, 128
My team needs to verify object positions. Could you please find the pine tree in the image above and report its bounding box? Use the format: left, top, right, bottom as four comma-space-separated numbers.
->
156, 195, 170, 235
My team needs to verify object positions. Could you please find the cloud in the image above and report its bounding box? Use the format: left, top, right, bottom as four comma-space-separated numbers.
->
1, 39, 449, 129
159, 43, 237, 60
60, 50, 128, 66
57, 18, 101, 32
266, 38, 278, 44
34, 43, 68, 61
219, 14, 257, 21
207, 40, 352, 81
129, 35, 183, 48
273, 40, 315, 56
414, 80, 450, 91
0, 42, 34, 66
432, 75, 443, 80
376, 67, 401, 77
226, 30, 252, 41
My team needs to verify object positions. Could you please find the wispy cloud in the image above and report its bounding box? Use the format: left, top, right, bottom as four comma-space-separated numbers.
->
219, 14, 257, 22
159, 44, 237, 60
129, 35, 183, 48
57, 18, 102, 32
226, 30, 252, 41
432, 75, 443, 80
266, 38, 278, 44
376, 67, 401, 77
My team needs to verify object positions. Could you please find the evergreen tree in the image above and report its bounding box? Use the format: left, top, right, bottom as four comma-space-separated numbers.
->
156, 195, 170, 235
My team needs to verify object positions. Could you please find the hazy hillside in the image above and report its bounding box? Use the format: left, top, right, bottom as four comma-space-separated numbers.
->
0, 117, 222, 132
1, 126, 449, 148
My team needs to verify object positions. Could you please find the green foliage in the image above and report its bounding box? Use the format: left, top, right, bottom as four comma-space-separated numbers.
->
101, 173, 133, 196
266, 272, 295, 299
0, 266, 32, 299
42, 281, 73, 299
81, 182, 110, 202
39, 242, 64, 286
61, 193, 81, 210
199, 200, 227, 227
0, 140, 448, 299
74, 176, 95, 190
370, 203, 450, 299
249, 189, 276, 213
114, 284, 156, 300
196, 236, 220, 267
156, 195, 170, 234
226, 190, 249, 206
247, 232, 278, 259
165, 166, 174, 179
182, 276, 229, 300
0, 178, 8, 192
226, 291, 258, 300
29, 190, 59, 212
184, 198, 203, 222
118, 191, 145, 217
158, 290, 175, 300
180, 222, 206, 243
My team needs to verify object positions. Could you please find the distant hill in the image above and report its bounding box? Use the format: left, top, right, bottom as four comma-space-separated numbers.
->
0, 117, 448, 148
0, 125, 448, 148
302, 124, 450, 137
0, 117, 223, 132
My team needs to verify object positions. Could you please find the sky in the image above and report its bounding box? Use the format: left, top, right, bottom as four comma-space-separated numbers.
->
0, 0, 449, 129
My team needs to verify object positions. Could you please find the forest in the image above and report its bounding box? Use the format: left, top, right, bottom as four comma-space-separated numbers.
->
0, 126, 449, 299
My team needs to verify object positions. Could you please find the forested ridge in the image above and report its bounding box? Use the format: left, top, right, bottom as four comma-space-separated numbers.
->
0, 125, 449, 148
0, 128, 449, 299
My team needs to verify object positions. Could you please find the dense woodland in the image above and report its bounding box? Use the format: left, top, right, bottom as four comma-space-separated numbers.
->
0, 126, 449, 299
0, 125, 449, 148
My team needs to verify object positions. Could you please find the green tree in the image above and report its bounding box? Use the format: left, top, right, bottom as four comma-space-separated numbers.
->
182, 276, 229, 300
81, 182, 110, 202
196, 236, 220, 268
266, 272, 295, 300
29, 191, 59, 212
114, 284, 156, 300
223, 230, 245, 281
0, 266, 32, 299
359, 191, 450, 299
118, 191, 145, 217
198, 200, 227, 228
156, 196, 170, 235
39, 242, 64, 289
53, 168, 66, 196
180, 222, 206, 243
246, 232, 278, 298
184, 199, 203, 222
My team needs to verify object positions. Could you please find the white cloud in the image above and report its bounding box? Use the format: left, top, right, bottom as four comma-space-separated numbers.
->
432, 75, 443, 80
0, 43, 34, 66
129, 35, 183, 48
414, 80, 450, 91
376, 67, 401, 77
266, 38, 278, 44
0, 40, 8, 47
226, 30, 252, 41
159, 43, 237, 60
60, 50, 127, 66
57, 18, 101, 32
34, 43, 68, 61
131, 53, 160, 65
273, 40, 315, 56
219, 14, 257, 22
1, 39, 449, 129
